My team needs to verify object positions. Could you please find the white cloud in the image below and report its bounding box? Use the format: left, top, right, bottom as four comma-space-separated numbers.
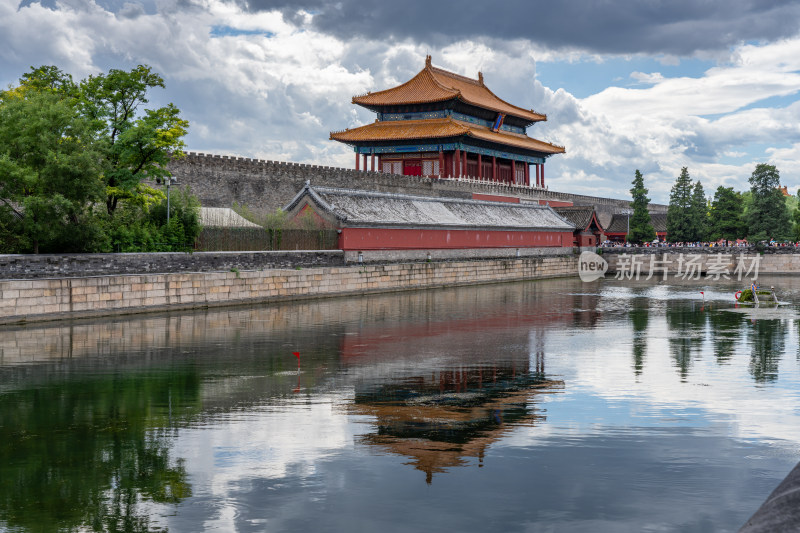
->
630, 71, 664, 84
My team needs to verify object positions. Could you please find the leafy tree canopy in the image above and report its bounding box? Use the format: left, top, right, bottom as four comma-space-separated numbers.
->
708, 186, 745, 242
0, 90, 104, 252
746, 163, 792, 241
0, 64, 195, 253
79, 65, 188, 215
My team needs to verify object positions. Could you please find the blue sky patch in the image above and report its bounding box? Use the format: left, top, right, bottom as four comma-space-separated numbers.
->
210, 26, 274, 38
537, 56, 714, 98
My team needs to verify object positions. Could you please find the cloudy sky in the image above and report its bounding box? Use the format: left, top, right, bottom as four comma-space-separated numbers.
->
3, 0, 800, 203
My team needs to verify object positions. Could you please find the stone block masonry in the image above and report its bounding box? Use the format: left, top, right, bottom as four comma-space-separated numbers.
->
0, 255, 578, 324
602, 249, 800, 275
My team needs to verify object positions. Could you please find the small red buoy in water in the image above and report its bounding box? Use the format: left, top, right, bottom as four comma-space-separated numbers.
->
734, 290, 742, 301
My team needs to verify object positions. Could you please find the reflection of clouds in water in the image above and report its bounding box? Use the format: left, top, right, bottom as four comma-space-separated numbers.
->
163, 394, 354, 528
535, 302, 800, 452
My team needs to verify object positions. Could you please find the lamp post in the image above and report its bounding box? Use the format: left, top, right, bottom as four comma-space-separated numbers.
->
621, 208, 633, 243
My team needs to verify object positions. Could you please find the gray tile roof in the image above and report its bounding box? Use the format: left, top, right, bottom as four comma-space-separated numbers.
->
284, 184, 575, 231
553, 206, 601, 231
200, 207, 262, 228
606, 212, 667, 233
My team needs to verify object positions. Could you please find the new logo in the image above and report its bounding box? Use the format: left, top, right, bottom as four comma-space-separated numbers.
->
578, 251, 608, 282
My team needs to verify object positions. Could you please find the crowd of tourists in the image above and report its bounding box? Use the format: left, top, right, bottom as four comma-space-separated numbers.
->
600, 239, 800, 248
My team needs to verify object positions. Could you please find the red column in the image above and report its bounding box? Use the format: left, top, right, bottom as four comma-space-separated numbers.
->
535, 164, 540, 187
477, 154, 482, 179
455, 148, 461, 178
355, 152, 360, 171
438, 148, 444, 178
362, 154, 368, 172
541, 163, 545, 189
511, 160, 516, 185
370, 152, 375, 171
463, 151, 467, 178
492, 156, 496, 182
524, 163, 530, 186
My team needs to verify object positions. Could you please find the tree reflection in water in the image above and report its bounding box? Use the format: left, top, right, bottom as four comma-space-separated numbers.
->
707, 310, 744, 365
629, 301, 649, 377
748, 318, 786, 383
0, 370, 199, 532
666, 301, 707, 381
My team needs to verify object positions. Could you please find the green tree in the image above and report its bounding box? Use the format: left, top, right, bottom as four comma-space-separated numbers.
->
689, 180, 708, 241
0, 64, 192, 253
708, 186, 745, 242
627, 169, 656, 243
148, 186, 202, 248
746, 163, 792, 241
17, 65, 78, 96
793, 189, 800, 241
0, 91, 104, 253
666, 167, 694, 242
79, 65, 189, 216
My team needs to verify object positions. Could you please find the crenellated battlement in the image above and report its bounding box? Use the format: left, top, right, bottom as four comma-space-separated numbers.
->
167, 151, 666, 216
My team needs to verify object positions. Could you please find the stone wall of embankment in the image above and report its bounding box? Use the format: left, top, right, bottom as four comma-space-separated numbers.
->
601, 248, 800, 275
0, 255, 577, 325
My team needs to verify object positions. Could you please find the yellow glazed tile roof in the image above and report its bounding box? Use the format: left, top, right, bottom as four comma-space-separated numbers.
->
330, 117, 565, 155
352, 57, 546, 123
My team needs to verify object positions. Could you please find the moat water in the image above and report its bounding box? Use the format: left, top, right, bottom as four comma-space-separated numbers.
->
2, 276, 800, 532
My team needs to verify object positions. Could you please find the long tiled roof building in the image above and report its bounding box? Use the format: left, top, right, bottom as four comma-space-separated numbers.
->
283, 183, 575, 251
331, 56, 564, 188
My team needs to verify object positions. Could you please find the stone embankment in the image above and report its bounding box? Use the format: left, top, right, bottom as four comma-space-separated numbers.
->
0, 255, 577, 325
601, 248, 800, 275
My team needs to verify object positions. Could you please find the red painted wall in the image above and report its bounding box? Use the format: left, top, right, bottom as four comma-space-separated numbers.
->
538, 200, 574, 207
471, 193, 520, 203
339, 227, 571, 250
293, 204, 330, 227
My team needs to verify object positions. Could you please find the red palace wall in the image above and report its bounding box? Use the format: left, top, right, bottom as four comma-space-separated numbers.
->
338, 228, 572, 250
539, 200, 573, 207
471, 193, 520, 203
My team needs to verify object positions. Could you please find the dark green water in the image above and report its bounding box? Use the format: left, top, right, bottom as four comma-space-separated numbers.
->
2, 276, 800, 532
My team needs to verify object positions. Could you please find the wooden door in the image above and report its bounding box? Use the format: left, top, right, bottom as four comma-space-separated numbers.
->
403, 160, 422, 176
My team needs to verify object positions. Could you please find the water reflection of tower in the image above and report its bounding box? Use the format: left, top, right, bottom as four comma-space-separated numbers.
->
335, 284, 572, 483
349, 355, 562, 484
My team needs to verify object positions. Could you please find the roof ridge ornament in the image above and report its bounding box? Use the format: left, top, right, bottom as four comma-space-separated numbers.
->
425, 55, 432, 68
478, 72, 484, 84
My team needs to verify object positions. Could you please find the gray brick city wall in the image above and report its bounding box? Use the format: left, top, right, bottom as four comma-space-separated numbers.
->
167, 152, 667, 216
